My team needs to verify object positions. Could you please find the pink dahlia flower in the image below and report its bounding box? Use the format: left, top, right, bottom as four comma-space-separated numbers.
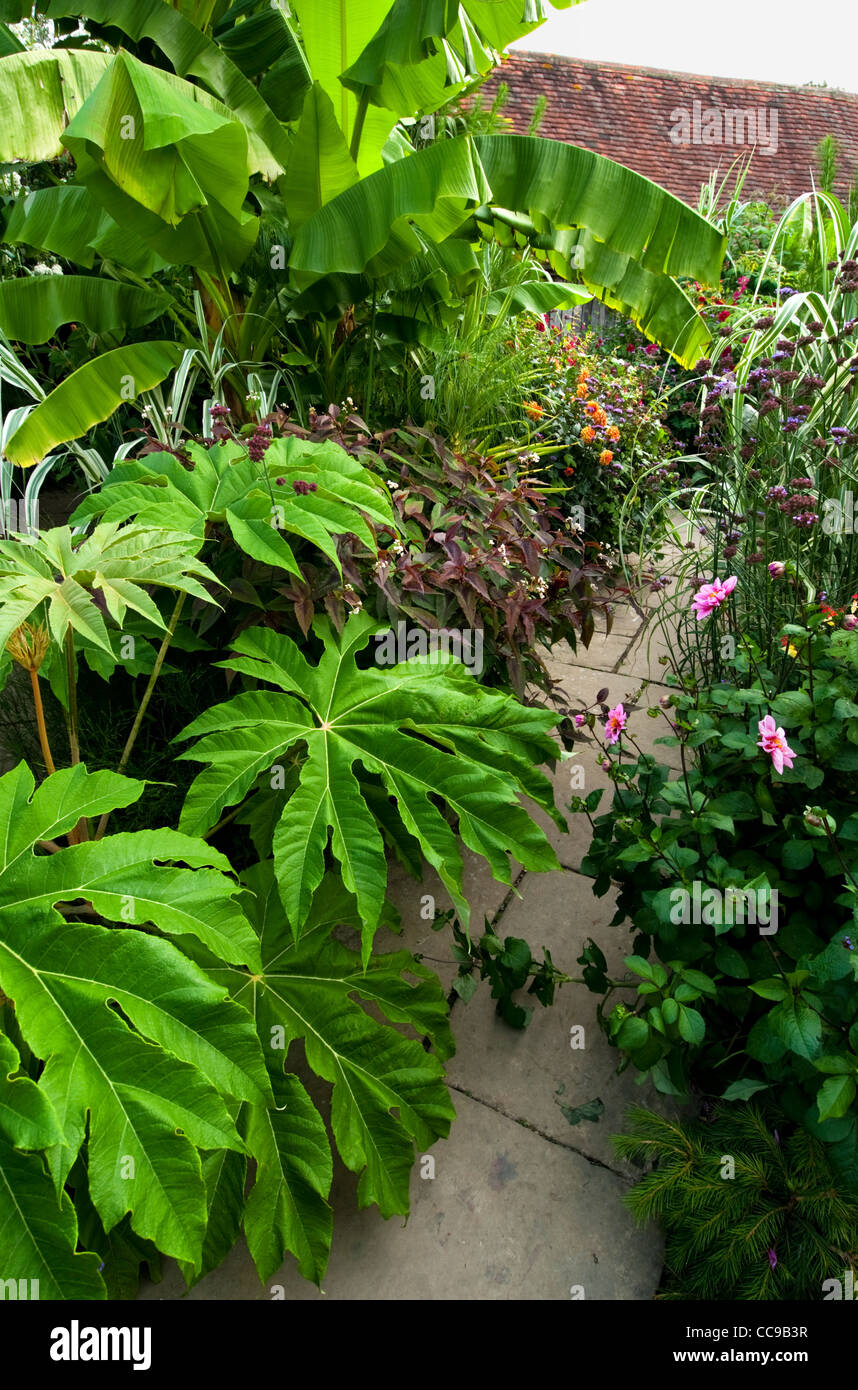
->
691, 575, 738, 621
757, 715, 796, 775
604, 703, 627, 745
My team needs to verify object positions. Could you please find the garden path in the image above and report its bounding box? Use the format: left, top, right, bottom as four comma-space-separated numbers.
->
139, 594, 680, 1302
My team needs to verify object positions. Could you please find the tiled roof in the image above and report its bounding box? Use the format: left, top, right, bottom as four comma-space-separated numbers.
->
480, 52, 858, 207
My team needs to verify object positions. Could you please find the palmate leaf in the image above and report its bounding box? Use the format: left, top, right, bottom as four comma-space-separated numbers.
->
0, 763, 272, 1268
0, 1132, 107, 1299
0, 763, 262, 967
0, 520, 219, 655
176, 609, 562, 956
199, 864, 454, 1282
71, 436, 396, 578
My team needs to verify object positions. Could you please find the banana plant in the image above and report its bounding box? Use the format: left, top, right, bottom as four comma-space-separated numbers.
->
0, 0, 725, 467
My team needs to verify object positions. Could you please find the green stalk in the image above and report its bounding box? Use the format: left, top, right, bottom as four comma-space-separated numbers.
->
64, 629, 87, 844
64, 629, 80, 767
349, 90, 370, 165
364, 283, 377, 424
94, 591, 187, 841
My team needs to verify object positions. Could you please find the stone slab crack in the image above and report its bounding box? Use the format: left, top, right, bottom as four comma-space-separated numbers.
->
447, 1081, 632, 1182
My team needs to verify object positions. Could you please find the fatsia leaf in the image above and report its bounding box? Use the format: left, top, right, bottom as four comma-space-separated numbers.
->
0, 1132, 107, 1299
241, 1068, 333, 1286
0, 521, 219, 655
176, 609, 561, 955
0, 275, 168, 346
4, 342, 185, 467
203, 864, 454, 1272
177, 1145, 247, 1289
0, 913, 253, 1261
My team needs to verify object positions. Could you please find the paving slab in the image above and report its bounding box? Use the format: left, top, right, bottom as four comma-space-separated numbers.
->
138, 1088, 662, 1302
445, 867, 671, 1173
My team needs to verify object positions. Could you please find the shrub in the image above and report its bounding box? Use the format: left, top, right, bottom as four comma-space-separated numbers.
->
571, 616, 858, 1185
268, 407, 618, 700
521, 326, 678, 552
615, 1103, 858, 1300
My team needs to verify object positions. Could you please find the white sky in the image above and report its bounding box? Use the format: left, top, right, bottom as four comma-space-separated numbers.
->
513, 0, 858, 93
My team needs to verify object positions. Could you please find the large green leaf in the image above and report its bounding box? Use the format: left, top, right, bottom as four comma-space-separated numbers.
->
60, 51, 259, 275
0, 521, 220, 655
206, 863, 454, 1277
338, 0, 526, 121
176, 609, 563, 953
282, 83, 360, 229
0, 1132, 107, 1299
290, 0, 398, 165
4, 341, 184, 467
289, 133, 493, 285
71, 435, 396, 577
0, 48, 113, 162
288, 132, 724, 364
472, 135, 724, 284
0, 275, 168, 345
47, 0, 290, 171
0, 763, 272, 1265
4, 186, 167, 275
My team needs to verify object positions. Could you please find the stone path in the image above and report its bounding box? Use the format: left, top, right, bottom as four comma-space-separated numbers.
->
140, 598, 681, 1302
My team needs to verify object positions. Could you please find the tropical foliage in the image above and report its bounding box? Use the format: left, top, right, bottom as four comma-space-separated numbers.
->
0, 0, 740, 1304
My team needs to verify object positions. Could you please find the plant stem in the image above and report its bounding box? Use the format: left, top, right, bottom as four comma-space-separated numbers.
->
64, 629, 87, 844
64, 629, 80, 767
364, 283, 377, 423
28, 667, 56, 775
349, 90, 369, 164
94, 591, 186, 840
